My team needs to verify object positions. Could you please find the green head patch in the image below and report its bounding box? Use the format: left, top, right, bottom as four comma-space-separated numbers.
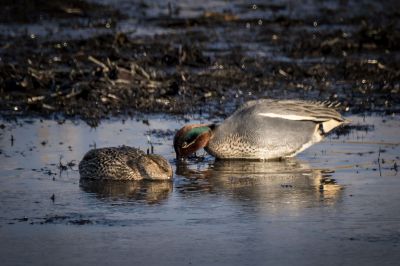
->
183, 126, 210, 148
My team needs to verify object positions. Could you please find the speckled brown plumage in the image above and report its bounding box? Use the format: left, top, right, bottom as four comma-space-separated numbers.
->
79, 146, 173, 181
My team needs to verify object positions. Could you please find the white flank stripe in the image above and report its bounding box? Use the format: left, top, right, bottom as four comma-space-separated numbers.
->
322, 119, 342, 133
258, 112, 316, 121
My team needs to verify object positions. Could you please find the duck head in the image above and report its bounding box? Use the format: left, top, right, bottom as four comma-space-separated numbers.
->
173, 124, 214, 159
135, 154, 173, 180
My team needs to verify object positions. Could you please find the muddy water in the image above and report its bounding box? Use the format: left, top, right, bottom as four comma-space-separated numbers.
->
0, 114, 399, 266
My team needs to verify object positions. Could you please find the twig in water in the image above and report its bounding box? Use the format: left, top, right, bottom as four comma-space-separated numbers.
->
378, 147, 382, 177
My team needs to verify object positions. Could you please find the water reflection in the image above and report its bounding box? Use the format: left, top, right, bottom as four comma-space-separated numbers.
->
176, 159, 343, 206
79, 180, 173, 204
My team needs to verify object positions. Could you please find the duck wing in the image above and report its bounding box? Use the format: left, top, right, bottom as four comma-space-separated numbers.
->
233, 99, 346, 133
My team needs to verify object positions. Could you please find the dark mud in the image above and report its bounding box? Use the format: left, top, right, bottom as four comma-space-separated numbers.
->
1, 0, 400, 125
0, 0, 124, 23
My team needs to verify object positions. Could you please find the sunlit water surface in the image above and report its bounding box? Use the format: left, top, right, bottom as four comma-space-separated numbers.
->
0, 114, 399, 266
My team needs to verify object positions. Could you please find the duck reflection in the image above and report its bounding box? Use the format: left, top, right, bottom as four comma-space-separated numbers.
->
176, 159, 343, 206
80, 180, 173, 204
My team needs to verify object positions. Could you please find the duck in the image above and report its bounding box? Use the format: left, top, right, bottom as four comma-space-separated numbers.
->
79, 146, 173, 181
174, 99, 346, 160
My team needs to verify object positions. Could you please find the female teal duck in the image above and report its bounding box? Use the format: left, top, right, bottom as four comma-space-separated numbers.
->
79, 146, 173, 180
174, 99, 346, 160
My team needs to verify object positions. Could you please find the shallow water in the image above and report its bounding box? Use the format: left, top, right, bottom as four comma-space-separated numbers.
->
0, 114, 399, 266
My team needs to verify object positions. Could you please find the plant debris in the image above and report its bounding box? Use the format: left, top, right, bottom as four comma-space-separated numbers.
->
1, 0, 399, 125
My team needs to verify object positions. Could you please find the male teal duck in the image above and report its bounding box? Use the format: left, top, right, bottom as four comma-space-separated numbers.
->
174, 99, 346, 160
79, 146, 173, 180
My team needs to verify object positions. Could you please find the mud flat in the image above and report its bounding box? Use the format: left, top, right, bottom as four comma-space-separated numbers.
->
1, 0, 399, 125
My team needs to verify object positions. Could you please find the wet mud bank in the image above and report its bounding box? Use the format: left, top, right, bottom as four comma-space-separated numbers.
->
1, 0, 399, 125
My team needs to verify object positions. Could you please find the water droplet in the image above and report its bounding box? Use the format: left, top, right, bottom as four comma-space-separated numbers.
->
313, 21, 318, 27
246, 22, 251, 29
252, 4, 257, 9
258, 19, 263, 25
